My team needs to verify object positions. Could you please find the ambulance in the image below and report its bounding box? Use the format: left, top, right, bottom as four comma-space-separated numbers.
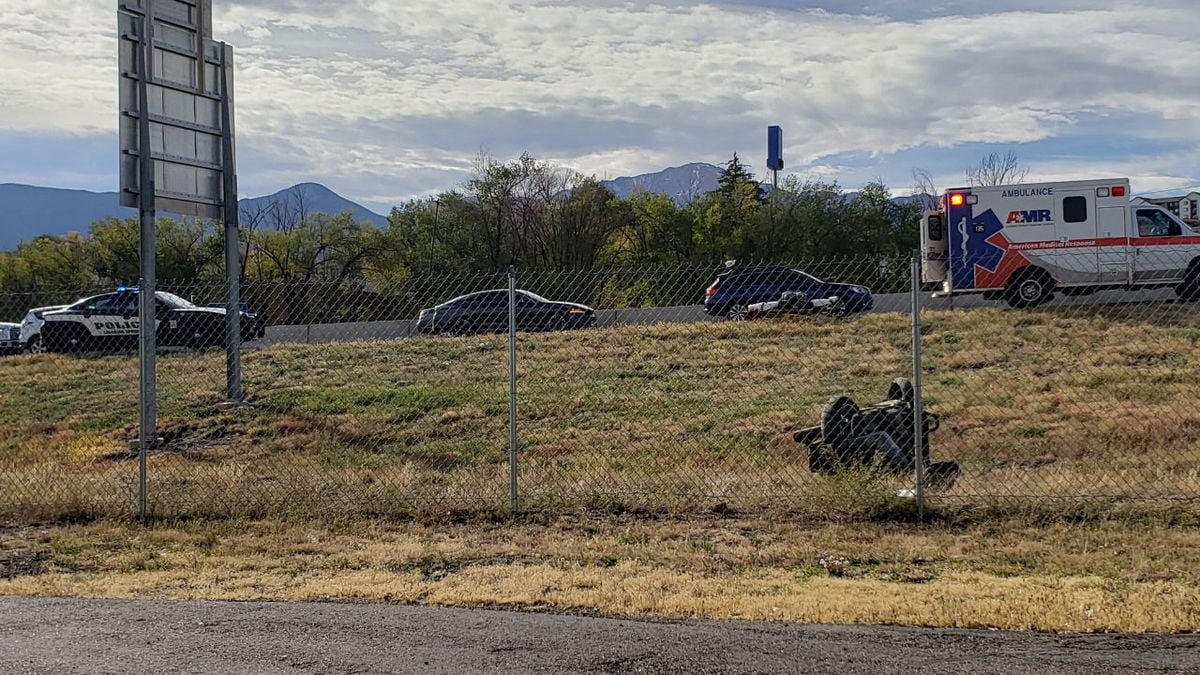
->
921, 178, 1200, 307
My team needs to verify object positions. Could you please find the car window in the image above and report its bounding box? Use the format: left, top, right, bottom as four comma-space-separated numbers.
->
156, 292, 195, 309
785, 270, 819, 287
458, 291, 505, 310
516, 291, 546, 306
735, 269, 774, 285
82, 295, 125, 314
1137, 210, 1180, 237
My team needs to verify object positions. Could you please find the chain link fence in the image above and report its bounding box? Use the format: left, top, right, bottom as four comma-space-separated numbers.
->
2, 252, 1199, 520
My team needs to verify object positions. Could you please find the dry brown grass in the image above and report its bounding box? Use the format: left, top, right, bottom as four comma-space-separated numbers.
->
4, 515, 1200, 632
2, 304, 1200, 520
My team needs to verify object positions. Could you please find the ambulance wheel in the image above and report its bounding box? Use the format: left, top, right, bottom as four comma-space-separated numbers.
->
1005, 269, 1053, 308
1176, 263, 1200, 301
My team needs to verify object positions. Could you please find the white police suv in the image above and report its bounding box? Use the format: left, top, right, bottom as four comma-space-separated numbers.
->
19, 304, 68, 354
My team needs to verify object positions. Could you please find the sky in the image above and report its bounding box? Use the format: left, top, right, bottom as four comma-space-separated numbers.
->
0, 0, 1197, 214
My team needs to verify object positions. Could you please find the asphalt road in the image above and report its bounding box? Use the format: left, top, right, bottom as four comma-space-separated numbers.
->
259, 286, 1182, 347
1, 598, 1198, 674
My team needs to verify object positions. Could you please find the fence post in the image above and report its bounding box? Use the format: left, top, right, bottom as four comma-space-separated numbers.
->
910, 251, 926, 520
507, 265, 519, 514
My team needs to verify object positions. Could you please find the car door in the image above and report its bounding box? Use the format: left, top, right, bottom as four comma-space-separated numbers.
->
466, 291, 508, 333
84, 294, 139, 349
1051, 191, 1100, 284
1097, 204, 1130, 284
738, 269, 778, 305
515, 292, 559, 331
1133, 208, 1187, 282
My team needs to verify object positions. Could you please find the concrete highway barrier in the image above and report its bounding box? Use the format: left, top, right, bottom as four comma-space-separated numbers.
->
258, 286, 1184, 348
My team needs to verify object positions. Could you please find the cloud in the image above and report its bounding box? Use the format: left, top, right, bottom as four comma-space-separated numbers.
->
0, 0, 1196, 208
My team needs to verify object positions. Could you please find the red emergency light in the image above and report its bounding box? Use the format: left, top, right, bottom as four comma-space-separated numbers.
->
1112, 185, 1127, 197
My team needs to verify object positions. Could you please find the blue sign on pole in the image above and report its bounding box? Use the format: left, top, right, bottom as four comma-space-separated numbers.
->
767, 125, 784, 171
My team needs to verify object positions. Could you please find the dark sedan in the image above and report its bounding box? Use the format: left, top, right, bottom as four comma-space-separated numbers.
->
703, 264, 874, 320
417, 290, 596, 335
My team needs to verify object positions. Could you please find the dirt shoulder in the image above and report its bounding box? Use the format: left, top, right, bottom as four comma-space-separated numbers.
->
3, 514, 1200, 633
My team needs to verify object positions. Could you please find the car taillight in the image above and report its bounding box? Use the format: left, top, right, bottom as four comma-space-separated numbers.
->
706, 283, 719, 298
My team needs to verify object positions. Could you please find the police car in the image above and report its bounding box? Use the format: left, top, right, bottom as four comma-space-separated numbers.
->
39, 288, 264, 353
0, 322, 21, 355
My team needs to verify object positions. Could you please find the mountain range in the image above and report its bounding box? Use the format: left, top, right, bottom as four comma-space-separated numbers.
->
0, 182, 389, 250
0, 163, 910, 249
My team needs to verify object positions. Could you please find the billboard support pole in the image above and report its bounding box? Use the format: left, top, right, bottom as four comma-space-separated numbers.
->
135, 1, 157, 521
219, 43, 243, 405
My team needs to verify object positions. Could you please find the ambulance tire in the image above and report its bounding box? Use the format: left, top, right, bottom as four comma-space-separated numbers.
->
1005, 269, 1053, 308
1176, 262, 1200, 301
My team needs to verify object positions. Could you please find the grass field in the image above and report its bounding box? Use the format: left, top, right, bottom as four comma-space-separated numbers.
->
3, 514, 1200, 633
1, 304, 1200, 520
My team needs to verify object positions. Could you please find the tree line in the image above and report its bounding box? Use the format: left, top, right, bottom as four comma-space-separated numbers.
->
0, 154, 925, 324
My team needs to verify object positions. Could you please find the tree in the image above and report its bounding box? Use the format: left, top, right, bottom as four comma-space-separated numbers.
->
911, 168, 940, 211
696, 154, 766, 260
612, 189, 697, 264
966, 151, 1029, 186
88, 217, 223, 285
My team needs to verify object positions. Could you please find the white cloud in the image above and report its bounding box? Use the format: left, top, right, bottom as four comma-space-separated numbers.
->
0, 0, 1196, 206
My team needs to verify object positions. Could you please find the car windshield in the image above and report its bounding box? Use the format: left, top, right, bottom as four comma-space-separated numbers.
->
792, 269, 823, 284
156, 292, 195, 309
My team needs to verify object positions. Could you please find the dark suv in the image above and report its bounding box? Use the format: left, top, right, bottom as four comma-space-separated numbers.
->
703, 265, 874, 320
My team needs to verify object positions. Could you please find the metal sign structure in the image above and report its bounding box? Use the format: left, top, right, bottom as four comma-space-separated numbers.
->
767, 125, 784, 173
118, 0, 241, 518
119, 0, 236, 218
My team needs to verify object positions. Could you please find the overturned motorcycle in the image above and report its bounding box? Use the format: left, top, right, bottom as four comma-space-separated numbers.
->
745, 291, 847, 320
791, 378, 960, 489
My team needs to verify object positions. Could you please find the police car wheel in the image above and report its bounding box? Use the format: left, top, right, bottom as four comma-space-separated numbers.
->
27, 336, 46, 354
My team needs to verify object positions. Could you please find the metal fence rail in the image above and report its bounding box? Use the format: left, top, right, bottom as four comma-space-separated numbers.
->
1, 251, 1198, 520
